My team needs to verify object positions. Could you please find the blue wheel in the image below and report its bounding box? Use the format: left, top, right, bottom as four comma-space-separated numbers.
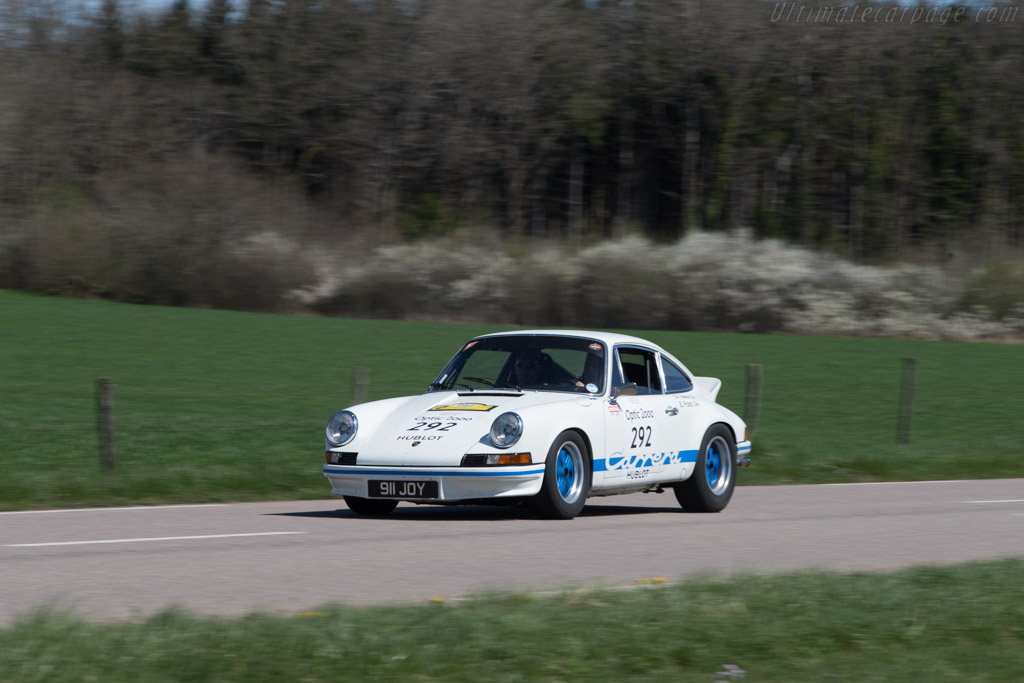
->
532, 431, 590, 519
704, 435, 732, 496
555, 442, 584, 503
674, 425, 736, 512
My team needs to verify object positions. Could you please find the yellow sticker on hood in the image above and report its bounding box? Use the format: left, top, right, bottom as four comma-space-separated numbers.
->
428, 402, 497, 412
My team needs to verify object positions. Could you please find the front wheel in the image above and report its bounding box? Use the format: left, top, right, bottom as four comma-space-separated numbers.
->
343, 495, 398, 516
531, 431, 591, 519
673, 425, 736, 513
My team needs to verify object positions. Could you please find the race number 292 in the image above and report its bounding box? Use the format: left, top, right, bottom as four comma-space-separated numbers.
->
630, 426, 652, 448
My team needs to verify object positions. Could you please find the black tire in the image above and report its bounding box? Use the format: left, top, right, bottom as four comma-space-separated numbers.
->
673, 424, 736, 513
344, 495, 398, 516
530, 430, 591, 519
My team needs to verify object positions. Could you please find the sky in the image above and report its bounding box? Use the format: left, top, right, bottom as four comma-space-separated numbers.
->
78, 0, 213, 14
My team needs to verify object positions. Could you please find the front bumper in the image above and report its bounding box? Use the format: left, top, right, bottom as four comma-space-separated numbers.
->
323, 464, 546, 501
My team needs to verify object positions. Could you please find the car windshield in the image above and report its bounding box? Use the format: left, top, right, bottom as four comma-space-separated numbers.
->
429, 335, 607, 394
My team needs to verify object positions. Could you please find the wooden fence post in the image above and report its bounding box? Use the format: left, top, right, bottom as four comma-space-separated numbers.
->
745, 363, 763, 437
898, 357, 917, 444
96, 377, 117, 470
352, 366, 369, 406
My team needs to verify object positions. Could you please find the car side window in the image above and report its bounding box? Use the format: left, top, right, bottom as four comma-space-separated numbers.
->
615, 348, 662, 394
661, 357, 694, 393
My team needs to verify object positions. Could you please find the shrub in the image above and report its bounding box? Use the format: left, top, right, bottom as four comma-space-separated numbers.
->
300, 231, 1023, 341
959, 262, 1024, 320
0, 155, 318, 312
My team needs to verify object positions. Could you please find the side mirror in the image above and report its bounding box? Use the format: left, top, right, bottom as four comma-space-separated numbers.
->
617, 382, 638, 396
609, 383, 638, 405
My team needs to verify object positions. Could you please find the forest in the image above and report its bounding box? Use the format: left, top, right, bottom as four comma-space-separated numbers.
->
0, 0, 1022, 328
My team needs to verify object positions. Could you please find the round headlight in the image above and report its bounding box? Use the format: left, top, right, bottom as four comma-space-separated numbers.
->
326, 410, 358, 447
489, 412, 523, 449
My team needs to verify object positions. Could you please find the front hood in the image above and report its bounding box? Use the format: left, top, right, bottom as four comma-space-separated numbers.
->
355, 390, 589, 465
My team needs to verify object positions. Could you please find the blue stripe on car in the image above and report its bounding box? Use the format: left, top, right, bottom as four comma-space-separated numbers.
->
323, 466, 545, 477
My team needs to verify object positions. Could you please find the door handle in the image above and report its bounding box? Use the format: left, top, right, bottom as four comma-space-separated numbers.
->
665, 407, 679, 416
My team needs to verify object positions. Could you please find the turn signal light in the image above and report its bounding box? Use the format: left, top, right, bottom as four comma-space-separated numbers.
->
461, 453, 532, 466
495, 452, 532, 465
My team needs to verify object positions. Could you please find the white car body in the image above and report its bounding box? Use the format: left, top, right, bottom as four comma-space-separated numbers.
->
323, 330, 751, 518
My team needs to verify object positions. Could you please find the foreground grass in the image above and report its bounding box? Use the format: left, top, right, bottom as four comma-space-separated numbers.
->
3, 559, 1023, 682
2, 290, 1023, 510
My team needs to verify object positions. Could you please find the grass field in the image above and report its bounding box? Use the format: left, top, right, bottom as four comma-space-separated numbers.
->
2, 289, 1023, 510
3, 559, 1022, 681
3, 292, 1022, 679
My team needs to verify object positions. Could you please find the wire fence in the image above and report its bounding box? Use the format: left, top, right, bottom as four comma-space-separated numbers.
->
0, 369, 438, 471
1, 359, 1021, 470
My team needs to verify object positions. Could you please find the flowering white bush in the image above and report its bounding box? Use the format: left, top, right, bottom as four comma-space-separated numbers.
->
298, 231, 1023, 341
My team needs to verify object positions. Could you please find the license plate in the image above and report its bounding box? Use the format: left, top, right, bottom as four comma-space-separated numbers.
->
368, 480, 439, 499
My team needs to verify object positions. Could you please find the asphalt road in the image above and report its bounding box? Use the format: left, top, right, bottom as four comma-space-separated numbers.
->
1, 479, 1022, 626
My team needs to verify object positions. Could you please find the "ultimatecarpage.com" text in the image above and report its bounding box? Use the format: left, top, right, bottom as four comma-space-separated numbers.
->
770, 2, 1019, 24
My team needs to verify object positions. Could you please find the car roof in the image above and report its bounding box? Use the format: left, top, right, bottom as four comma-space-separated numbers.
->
475, 329, 665, 352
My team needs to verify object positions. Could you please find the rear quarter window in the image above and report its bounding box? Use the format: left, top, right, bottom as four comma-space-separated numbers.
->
662, 358, 693, 393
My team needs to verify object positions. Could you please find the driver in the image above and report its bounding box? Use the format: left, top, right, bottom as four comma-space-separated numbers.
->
513, 349, 550, 387
575, 351, 604, 391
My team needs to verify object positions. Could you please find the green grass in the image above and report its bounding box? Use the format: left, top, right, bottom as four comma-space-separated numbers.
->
3, 559, 1023, 681
1, 290, 1023, 510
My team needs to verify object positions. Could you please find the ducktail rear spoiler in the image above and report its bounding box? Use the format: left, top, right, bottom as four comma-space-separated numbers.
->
693, 376, 722, 401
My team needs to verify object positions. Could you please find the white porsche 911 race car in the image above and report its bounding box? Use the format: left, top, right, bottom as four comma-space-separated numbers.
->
323, 330, 751, 519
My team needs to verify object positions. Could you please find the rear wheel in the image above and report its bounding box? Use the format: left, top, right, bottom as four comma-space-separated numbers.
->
673, 425, 736, 513
531, 431, 591, 519
344, 495, 398, 516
